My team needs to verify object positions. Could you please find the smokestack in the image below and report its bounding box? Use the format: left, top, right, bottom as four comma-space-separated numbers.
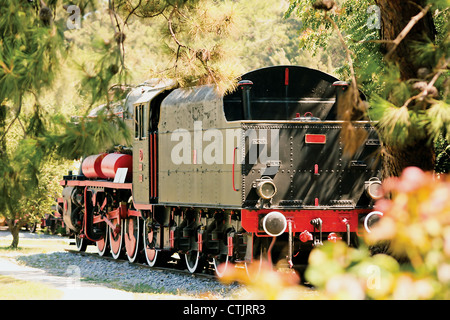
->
332, 80, 349, 102
238, 80, 253, 120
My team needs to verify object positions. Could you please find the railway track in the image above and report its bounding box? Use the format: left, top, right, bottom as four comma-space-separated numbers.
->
64, 248, 218, 280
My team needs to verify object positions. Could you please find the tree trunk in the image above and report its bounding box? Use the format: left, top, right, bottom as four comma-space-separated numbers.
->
382, 139, 436, 178
374, 0, 436, 80
6, 219, 23, 249
375, 0, 437, 176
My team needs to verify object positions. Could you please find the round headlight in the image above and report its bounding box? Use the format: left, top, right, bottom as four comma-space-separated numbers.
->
256, 179, 277, 200
365, 178, 383, 200
262, 211, 287, 237
364, 211, 383, 233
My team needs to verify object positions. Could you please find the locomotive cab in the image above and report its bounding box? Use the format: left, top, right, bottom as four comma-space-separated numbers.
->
131, 79, 177, 206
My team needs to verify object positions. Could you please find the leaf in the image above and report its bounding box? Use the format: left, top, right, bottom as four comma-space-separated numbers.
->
427, 101, 450, 141
48, 113, 131, 159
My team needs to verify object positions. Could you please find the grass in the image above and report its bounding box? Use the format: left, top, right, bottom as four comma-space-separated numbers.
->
0, 275, 63, 300
0, 234, 69, 258
0, 230, 68, 299
0, 240, 67, 253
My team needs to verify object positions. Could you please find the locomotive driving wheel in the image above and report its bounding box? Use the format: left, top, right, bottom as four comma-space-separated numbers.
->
213, 254, 231, 278
96, 227, 109, 256
143, 219, 162, 267
93, 193, 110, 256
212, 228, 236, 278
124, 216, 142, 263
75, 234, 87, 252
185, 250, 205, 273
143, 219, 172, 267
244, 236, 272, 280
74, 207, 87, 251
109, 217, 123, 259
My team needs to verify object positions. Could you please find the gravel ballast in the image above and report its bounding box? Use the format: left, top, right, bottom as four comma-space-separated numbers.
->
16, 251, 244, 298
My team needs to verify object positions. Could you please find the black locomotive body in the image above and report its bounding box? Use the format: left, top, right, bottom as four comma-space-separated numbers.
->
60, 66, 382, 276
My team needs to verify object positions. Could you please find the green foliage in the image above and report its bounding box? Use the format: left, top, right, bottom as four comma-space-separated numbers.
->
77, 40, 129, 107
65, 14, 130, 107
0, 0, 85, 245
0, 136, 59, 225
286, 0, 384, 90
0, 0, 66, 105
286, 0, 450, 174
112, 0, 337, 91
106, 0, 238, 93
435, 135, 450, 173
47, 113, 131, 159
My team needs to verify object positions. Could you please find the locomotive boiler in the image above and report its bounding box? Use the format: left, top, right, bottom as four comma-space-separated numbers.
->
59, 65, 382, 277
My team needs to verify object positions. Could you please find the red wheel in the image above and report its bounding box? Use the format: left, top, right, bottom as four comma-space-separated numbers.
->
124, 216, 142, 263
143, 221, 157, 266
212, 228, 236, 278
109, 218, 123, 259
143, 219, 167, 267
145, 246, 159, 267
96, 225, 109, 256
93, 193, 110, 256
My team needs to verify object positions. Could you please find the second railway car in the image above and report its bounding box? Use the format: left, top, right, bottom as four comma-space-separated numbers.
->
60, 65, 382, 277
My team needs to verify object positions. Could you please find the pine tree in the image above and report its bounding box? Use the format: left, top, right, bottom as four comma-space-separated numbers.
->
0, 0, 243, 247
286, 0, 450, 177
0, 0, 67, 247
113, 0, 242, 93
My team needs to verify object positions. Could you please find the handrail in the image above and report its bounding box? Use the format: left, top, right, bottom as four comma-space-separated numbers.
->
232, 146, 239, 192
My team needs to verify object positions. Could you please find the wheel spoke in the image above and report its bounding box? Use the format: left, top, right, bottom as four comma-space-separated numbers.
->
96, 224, 109, 256
124, 216, 141, 263
143, 219, 162, 267
109, 218, 123, 259
93, 193, 109, 256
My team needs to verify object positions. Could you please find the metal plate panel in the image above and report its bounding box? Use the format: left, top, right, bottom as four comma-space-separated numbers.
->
242, 122, 381, 208
158, 85, 242, 208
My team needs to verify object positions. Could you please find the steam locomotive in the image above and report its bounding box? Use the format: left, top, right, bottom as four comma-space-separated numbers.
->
59, 65, 382, 277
